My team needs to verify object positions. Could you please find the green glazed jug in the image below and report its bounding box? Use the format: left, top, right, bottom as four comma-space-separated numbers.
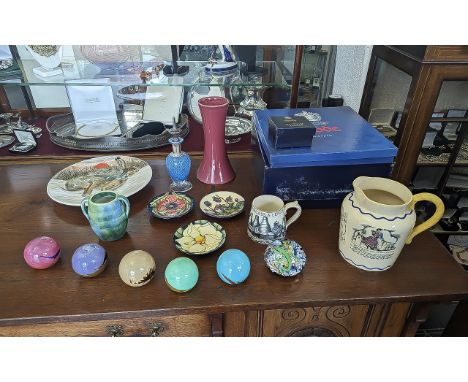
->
81, 191, 130, 241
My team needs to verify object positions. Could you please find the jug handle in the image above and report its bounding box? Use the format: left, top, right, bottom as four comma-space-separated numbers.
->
285, 201, 302, 229
81, 197, 90, 221
406, 192, 445, 244
117, 195, 130, 218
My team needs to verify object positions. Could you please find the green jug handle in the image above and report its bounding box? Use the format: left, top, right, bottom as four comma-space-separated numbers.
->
117, 195, 130, 218
81, 197, 90, 221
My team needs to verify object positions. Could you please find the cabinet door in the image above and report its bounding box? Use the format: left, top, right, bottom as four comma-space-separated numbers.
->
232, 303, 410, 337
262, 305, 370, 337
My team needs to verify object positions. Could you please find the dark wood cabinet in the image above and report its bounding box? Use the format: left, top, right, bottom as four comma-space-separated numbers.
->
0, 158, 467, 336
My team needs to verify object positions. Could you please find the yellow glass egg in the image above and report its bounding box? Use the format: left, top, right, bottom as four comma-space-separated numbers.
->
118, 250, 156, 287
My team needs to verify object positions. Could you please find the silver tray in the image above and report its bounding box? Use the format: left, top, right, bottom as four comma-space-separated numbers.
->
46, 113, 189, 152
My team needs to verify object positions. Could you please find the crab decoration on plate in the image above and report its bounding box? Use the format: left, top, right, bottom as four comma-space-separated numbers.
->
148, 192, 194, 220
173, 220, 226, 255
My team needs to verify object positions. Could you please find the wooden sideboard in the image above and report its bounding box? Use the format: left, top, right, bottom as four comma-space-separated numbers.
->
0, 156, 467, 336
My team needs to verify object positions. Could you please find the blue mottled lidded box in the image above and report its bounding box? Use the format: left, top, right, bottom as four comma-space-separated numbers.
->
252, 107, 398, 207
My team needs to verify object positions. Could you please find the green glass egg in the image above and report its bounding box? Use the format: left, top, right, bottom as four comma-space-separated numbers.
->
164, 257, 199, 293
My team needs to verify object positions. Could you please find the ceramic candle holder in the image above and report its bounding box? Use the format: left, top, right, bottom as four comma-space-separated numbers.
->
164, 257, 199, 293
118, 250, 156, 287
23, 236, 61, 269
72, 243, 108, 278
216, 249, 250, 285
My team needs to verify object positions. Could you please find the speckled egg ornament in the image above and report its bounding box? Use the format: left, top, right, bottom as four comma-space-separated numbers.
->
118, 250, 156, 287
164, 257, 199, 293
23, 236, 61, 269
72, 243, 107, 277
216, 249, 250, 285
264, 239, 306, 277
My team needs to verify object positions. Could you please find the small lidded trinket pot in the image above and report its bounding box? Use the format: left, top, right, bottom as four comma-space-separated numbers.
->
23, 236, 61, 269
164, 257, 199, 293
216, 249, 250, 285
264, 239, 306, 277
118, 250, 156, 287
72, 243, 107, 278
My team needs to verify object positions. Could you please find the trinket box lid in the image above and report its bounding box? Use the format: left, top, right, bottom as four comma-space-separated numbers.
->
253, 106, 397, 168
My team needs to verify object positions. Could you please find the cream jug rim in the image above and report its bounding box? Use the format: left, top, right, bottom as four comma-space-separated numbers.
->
252, 194, 285, 211
352, 176, 413, 207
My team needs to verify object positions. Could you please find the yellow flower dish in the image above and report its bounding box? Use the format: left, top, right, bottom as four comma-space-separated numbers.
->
174, 220, 226, 255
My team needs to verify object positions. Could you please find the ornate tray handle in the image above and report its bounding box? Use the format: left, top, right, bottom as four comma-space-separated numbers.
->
106, 324, 124, 337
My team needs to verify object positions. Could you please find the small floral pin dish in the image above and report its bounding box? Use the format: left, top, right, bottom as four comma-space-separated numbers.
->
174, 220, 226, 255
264, 239, 307, 277
148, 192, 194, 220
200, 191, 245, 219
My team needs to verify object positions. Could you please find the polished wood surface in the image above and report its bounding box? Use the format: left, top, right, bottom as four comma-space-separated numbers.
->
0, 157, 467, 327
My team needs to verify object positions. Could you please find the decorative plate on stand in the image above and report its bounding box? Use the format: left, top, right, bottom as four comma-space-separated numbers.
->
47, 155, 152, 206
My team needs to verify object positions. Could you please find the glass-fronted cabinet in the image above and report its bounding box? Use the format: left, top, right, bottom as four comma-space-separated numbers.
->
359, 45, 468, 336
0, 45, 336, 157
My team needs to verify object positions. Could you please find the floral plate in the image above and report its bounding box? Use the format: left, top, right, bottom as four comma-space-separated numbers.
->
200, 191, 245, 219
173, 220, 226, 255
148, 192, 194, 219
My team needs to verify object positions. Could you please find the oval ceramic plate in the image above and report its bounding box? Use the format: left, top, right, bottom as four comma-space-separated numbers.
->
200, 191, 245, 219
148, 192, 194, 220
47, 155, 152, 206
173, 220, 226, 255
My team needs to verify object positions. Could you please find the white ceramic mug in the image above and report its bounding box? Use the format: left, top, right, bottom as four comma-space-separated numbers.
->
247, 195, 302, 244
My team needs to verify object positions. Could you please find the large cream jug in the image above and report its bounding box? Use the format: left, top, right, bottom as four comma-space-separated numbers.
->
339, 176, 444, 271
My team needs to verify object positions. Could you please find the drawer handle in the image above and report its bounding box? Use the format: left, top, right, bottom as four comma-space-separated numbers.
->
106, 324, 124, 337
149, 322, 166, 337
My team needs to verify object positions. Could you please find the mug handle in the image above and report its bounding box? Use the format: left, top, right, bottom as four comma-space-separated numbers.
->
80, 197, 90, 221
117, 195, 130, 218
284, 201, 302, 229
405, 192, 445, 244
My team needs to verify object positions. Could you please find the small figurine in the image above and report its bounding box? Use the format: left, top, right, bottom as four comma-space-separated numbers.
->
216, 249, 250, 285
72, 243, 107, 278
165, 118, 192, 193
23, 236, 61, 269
164, 257, 199, 293
118, 250, 156, 287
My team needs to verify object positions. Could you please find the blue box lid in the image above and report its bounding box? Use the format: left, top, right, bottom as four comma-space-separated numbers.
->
253, 106, 397, 168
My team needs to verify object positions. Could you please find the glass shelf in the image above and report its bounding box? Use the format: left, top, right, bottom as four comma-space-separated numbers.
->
0, 60, 289, 88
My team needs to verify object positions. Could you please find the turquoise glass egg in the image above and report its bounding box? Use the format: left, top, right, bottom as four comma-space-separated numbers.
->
164, 257, 199, 293
216, 249, 250, 285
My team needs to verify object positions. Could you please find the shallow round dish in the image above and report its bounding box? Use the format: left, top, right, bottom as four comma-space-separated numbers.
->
47, 155, 152, 206
200, 191, 245, 219
148, 192, 194, 220
173, 220, 226, 255
225, 116, 252, 144
264, 239, 307, 277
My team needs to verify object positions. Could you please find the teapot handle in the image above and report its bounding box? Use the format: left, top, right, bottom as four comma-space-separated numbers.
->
406, 193, 445, 244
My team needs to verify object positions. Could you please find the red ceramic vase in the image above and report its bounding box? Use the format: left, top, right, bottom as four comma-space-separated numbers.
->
197, 96, 235, 184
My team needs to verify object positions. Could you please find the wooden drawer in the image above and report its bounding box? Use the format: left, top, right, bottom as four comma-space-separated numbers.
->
0, 314, 211, 337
